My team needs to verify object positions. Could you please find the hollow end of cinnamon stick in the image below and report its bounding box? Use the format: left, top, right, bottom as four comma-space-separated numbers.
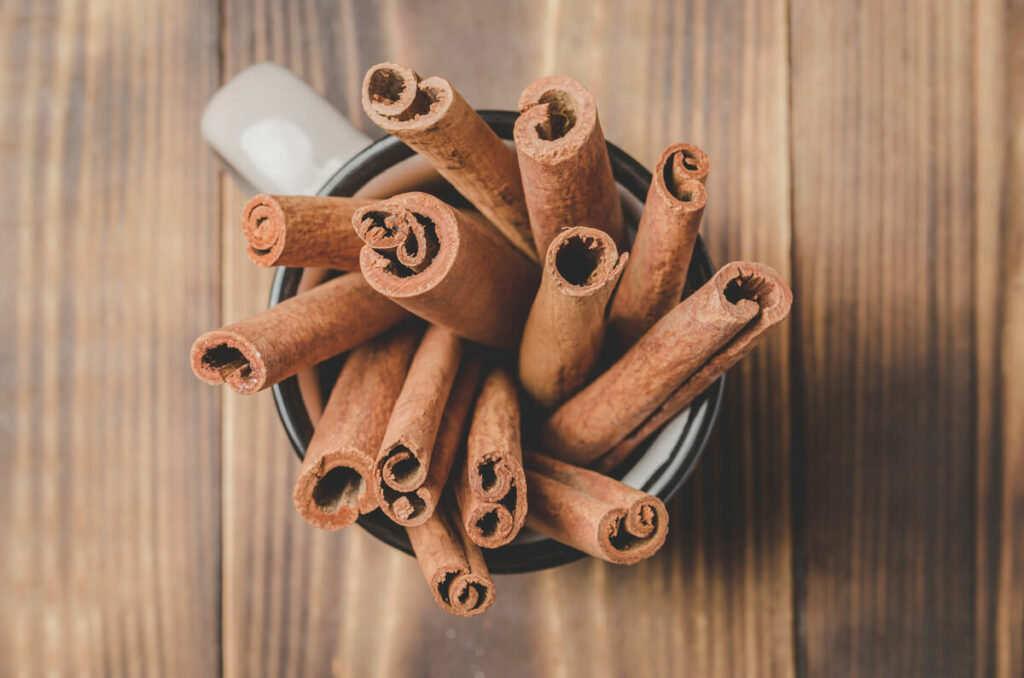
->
549, 227, 626, 294
242, 194, 288, 264
470, 452, 515, 499
362, 63, 451, 128
355, 205, 441, 278
376, 481, 436, 526
458, 451, 527, 548
431, 567, 494, 617
353, 196, 454, 294
190, 330, 264, 394
377, 445, 428, 493
292, 453, 370, 531
463, 501, 516, 546
597, 498, 669, 565
716, 262, 782, 318
515, 76, 598, 161
666, 143, 710, 185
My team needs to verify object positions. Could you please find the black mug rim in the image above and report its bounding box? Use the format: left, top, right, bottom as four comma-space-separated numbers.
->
269, 110, 723, 573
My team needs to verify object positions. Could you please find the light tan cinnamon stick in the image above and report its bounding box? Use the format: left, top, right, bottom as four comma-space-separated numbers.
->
242, 194, 376, 269
524, 450, 668, 564
407, 495, 496, 617
518, 227, 626, 408
375, 354, 480, 526
361, 62, 537, 262
541, 262, 791, 465
375, 325, 462, 494
353, 192, 539, 348
190, 272, 408, 394
608, 144, 709, 350
514, 76, 624, 255
595, 262, 792, 472
455, 365, 527, 548
292, 322, 421, 530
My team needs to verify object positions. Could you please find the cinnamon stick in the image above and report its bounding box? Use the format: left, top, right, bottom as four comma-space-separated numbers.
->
541, 262, 791, 465
190, 272, 408, 394
375, 325, 462, 493
514, 76, 624, 255
518, 227, 626, 409
608, 144, 709, 350
242, 194, 375, 269
292, 322, 421, 530
595, 262, 792, 472
523, 450, 668, 564
353, 192, 539, 348
375, 353, 480, 526
455, 365, 527, 548
407, 495, 496, 617
361, 63, 537, 262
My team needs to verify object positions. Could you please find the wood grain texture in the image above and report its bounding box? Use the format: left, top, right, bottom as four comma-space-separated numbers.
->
4, 0, 1020, 677
1, 0, 222, 676
789, 0, 1018, 676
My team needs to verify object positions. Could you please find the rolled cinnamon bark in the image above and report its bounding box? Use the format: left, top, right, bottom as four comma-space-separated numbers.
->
242, 194, 375, 269
292, 322, 421, 530
595, 262, 793, 472
190, 272, 408, 394
514, 76, 624, 256
455, 365, 527, 548
375, 354, 480, 526
407, 496, 496, 617
541, 262, 788, 465
523, 451, 668, 564
375, 325, 462, 494
662, 143, 709, 185
518, 227, 626, 409
353, 192, 539, 348
608, 144, 709, 350
361, 63, 536, 262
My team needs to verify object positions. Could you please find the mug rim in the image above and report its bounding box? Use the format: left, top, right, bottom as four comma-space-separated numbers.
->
269, 110, 724, 573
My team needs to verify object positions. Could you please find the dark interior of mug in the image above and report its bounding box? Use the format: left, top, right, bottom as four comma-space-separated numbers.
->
270, 111, 723, 573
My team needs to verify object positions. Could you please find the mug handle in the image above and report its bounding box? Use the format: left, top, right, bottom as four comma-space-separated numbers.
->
201, 62, 373, 195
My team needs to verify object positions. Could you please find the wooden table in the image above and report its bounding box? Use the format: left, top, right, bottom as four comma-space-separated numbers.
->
3, 1, 1020, 676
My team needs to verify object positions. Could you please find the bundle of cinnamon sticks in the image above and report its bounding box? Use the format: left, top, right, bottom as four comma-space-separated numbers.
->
191, 63, 793, 617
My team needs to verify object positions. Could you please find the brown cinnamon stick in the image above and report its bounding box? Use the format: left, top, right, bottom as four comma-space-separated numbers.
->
190, 272, 408, 394
375, 325, 462, 493
455, 365, 527, 548
375, 353, 480, 526
353, 192, 539, 348
518, 227, 626, 408
242, 194, 375, 269
541, 262, 791, 465
407, 495, 496, 617
292, 322, 421, 530
608, 144, 709, 350
596, 262, 792, 472
362, 63, 537, 262
523, 450, 668, 564
514, 76, 624, 255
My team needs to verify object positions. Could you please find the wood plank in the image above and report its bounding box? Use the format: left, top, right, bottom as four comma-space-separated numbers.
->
1, 0, 222, 676
219, 1, 794, 676
789, 0, 1008, 675
991, 4, 1023, 677
973, 2, 1022, 678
